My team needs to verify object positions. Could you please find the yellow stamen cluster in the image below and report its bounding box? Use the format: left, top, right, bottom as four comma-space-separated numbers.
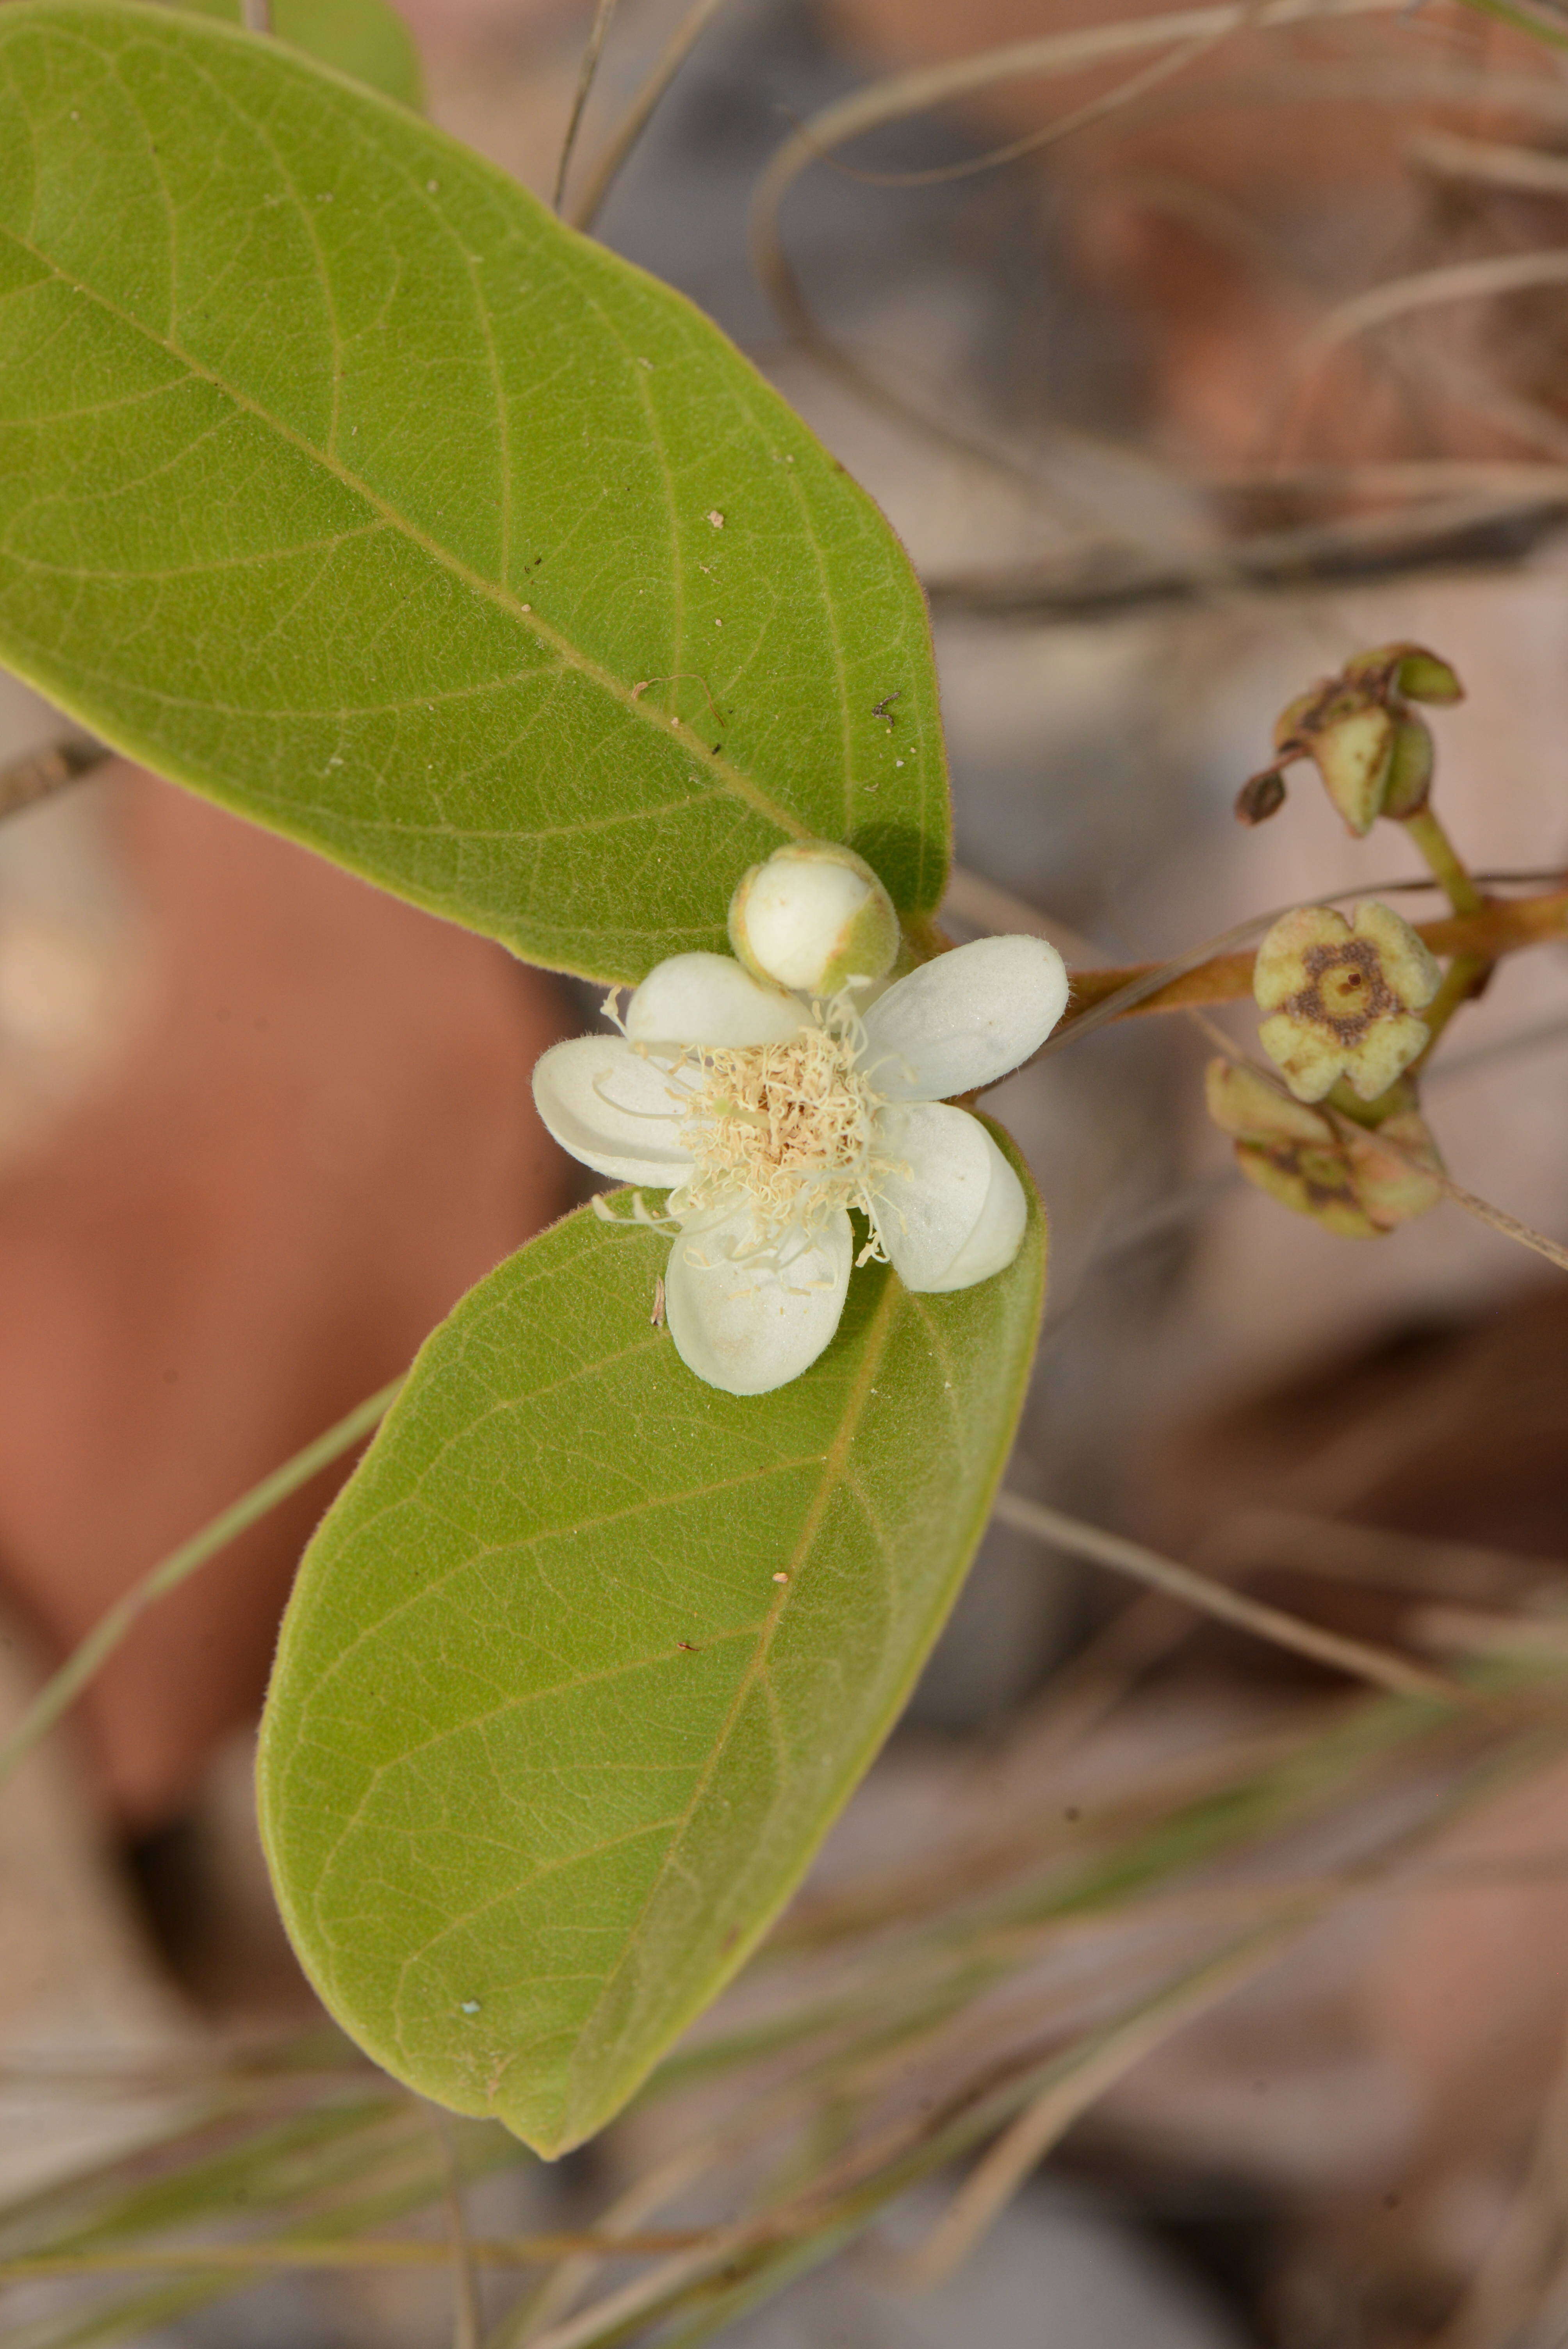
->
668, 1024, 885, 1237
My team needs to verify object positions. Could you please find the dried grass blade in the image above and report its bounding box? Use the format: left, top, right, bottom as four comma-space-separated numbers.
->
552, 0, 622, 215
0, 2233, 711, 2280
1303, 249, 1568, 364
434, 2115, 480, 2349
942, 865, 1105, 964
750, 0, 1408, 349
745, 0, 1406, 491
489, 2142, 716, 2347
1410, 1606, 1568, 1659
0, 1379, 403, 1791
812, 29, 1236, 192
567, 0, 734, 231
899, 1918, 1309, 2287
1409, 128, 1568, 198
1206, 1505, 1568, 1603
992, 1492, 1463, 1699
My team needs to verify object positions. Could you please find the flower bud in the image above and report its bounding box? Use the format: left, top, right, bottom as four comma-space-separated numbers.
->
1205, 1059, 1333, 1152
727, 841, 898, 996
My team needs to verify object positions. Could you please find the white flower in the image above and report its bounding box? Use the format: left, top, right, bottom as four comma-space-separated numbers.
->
532, 935, 1069, 1396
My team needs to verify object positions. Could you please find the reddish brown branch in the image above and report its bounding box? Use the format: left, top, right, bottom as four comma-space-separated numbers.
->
1060, 889, 1568, 1027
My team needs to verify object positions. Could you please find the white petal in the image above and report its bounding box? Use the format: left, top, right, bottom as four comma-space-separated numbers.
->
664, 1208, 852, 1395
923, 1142, 1028, 1293
861, 936, 1069, 1102
870, 1105, 1027, 1292
531, 1036, 695, 1186
625, 953, 806, 1048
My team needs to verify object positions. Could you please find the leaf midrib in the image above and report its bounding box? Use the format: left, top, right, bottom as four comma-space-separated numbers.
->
549, 1272, 903, 2140
0, 195, 808, 844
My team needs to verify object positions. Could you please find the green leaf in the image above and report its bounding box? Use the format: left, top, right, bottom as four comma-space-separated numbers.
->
165, 0, 425, 110
257, 1139, 1044, 2156
0, 2, 948, 980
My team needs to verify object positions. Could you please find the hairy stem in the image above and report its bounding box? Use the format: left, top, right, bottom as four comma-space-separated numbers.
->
1402, 806, 1486, 917
1397, 807, 1490, 1062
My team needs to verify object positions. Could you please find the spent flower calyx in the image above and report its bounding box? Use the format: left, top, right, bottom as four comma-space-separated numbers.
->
1236, 641, 1463, 835
1206, 1059, 1443, 1237
1253, 900, 1441, 1103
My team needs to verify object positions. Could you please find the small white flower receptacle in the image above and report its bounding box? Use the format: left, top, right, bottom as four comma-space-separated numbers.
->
532, 926, 1068, 1395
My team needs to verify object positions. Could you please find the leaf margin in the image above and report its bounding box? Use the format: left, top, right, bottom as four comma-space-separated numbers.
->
256, 1125, 1044, 2155
0, 0, 952, 981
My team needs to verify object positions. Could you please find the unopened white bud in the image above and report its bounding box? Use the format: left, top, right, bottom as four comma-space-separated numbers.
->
728, 841, 898, 996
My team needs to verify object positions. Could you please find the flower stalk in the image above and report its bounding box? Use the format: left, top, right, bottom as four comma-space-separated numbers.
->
1402, 805, 1485, 919
1395, 801, 1491, 1071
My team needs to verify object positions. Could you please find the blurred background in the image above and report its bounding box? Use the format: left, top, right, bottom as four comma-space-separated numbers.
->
4, 0, 1568, 2340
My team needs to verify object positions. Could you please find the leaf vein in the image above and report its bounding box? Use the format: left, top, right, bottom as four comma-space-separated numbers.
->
557, 1274, 905, 2128
0, 203, 804, 835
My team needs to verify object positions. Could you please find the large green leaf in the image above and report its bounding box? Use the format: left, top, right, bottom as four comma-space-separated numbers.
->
257, 1144, 1044, 2156
168, 0, 425, 110
0, 2, 948, 980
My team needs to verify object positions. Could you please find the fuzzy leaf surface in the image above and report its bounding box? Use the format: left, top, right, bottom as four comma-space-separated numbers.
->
0, 2, 948, 979
257, 1149, 1044, 2155
169, 0, 424, 108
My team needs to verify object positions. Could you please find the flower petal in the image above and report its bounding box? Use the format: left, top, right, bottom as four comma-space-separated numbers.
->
1256, 1012, 1343, 1102
625, 953, 806, 1048
860, 936, 1069, 1103
1205, 1058, 1334, 1146
870, 1105, 1026, 1292
1351, 902, 1441, 1011
531, 1036, 695, 1185
1252, 906, 1348, 1012
1343, 1012, 1431, 1101
664, 1208, 852, 1395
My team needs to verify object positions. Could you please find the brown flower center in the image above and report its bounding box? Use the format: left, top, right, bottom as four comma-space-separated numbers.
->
1285, 939, 1397, 1044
